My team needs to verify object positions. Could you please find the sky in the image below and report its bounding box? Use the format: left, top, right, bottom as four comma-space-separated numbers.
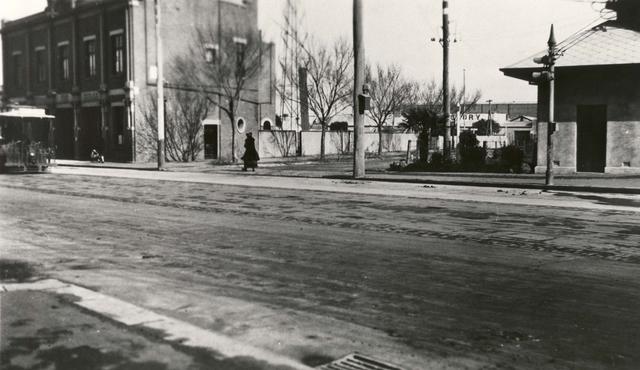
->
1, 0, 605, 102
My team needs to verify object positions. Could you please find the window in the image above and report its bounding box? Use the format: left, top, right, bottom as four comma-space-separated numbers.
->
12, 53, 23, 88
35, 48, 47, 83
111, 33, 124, 74
58, 44, 70, 81
112, 106, 125, 144
233, 37, 247, 73
235, 41, 246, 73
222, 0, 246, 5
236, 117, 246, 133
84, 38, 97, 77
204, 44, 218, 64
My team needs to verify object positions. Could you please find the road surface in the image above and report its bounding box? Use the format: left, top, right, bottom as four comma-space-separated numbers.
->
1, 170, 639, 369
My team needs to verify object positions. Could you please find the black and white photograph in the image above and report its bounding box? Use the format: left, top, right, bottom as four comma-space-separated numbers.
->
0, 0, 639, 369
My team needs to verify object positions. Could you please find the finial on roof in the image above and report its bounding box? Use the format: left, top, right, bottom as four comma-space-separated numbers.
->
548, 24, 556, 48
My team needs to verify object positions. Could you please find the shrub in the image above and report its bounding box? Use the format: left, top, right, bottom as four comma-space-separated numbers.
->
388, 160, 406, 171
428, 152, 447, 170
417, 130, 430, 163
498, 145, 524, 173
457, 131, 486, 169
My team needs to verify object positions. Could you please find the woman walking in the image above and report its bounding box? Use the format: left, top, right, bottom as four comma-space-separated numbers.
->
241, 132, 260, 171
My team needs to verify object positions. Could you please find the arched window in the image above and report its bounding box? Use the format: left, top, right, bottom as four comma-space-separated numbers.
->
262, 119, 272, 130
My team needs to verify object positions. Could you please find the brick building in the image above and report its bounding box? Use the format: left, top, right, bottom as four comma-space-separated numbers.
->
1, 0, 275, 162
501, 0, 640, 174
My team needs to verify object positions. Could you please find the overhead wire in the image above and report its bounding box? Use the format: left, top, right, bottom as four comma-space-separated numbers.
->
555, 17, 604, 54
555, 0, 616, 55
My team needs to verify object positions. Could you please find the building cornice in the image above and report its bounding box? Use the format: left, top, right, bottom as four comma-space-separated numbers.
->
1, 0, 129, 34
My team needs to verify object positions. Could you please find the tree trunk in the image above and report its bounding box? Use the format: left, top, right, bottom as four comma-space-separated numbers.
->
230, 101, 237, 163
320, 124, 326, 160
377, 125, 383, 157
231, 118, 237, 163
419, 130, 430, 162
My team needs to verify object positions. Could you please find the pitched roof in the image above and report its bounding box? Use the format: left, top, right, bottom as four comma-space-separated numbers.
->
502, 21, 640, 79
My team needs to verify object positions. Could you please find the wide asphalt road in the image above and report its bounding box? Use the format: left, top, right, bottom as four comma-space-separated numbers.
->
1, 172, 639, 370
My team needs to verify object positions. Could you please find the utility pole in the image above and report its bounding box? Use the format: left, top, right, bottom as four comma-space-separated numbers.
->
353, 0, 365, 178
487, 99, 492, 135
532, 25, 557, 186
442, 0, 451, 160
461, 68, 466, 116
463, 68, 466, 94
155, 0, 165, 170
545, 27, 557, 186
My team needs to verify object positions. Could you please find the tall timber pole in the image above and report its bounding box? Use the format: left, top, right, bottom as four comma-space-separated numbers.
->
155, 0, 165, 170
353, 0, 365, 178
442, 0, 452, 160
545, 26, 557, 186
531, 26, 557, 185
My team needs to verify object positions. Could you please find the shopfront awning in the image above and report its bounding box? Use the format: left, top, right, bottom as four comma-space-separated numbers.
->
0, 107, 55, 119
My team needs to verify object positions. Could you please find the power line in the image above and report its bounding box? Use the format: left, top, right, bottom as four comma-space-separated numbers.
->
555, 17, 605, 54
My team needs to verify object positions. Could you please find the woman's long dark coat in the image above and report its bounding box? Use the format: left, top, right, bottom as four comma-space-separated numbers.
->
241, 136, 260, 168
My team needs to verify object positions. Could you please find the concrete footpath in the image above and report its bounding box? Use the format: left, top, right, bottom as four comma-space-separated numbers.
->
1, 278, 311, 370
47, 165, 640, 213
53, 158, 640, 195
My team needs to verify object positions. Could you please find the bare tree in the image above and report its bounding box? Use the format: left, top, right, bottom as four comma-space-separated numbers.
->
413, 80, 481, 114
174, 27, 267, 162
366, 63, 418, 156
450, 85, 482, 117
400, 81, 482, 161
275, 0, 308, 128
140, 87, 210, 162
269, 130, 297, 157
301, 38, 353, 160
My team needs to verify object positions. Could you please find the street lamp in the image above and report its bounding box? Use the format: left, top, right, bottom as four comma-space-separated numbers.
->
531, 25, 557, 186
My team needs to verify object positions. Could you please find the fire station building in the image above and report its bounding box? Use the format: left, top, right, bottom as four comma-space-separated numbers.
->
1, 0, 275, 162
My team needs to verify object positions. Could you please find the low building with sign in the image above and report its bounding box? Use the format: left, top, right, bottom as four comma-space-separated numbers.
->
501, 0, 640, 173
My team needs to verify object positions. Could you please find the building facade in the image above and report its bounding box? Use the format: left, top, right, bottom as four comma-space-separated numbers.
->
1, 0, 275, 162
501, 0, 640, 174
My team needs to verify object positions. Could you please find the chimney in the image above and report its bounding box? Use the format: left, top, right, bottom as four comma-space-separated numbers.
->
298, 67, 310, 131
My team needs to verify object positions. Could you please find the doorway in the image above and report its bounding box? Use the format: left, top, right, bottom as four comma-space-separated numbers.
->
576, 105, 607, 172
110, 106, 125, 161
53, 109, 74, 159
204, 124, 218, 159
79, 107, 102, 160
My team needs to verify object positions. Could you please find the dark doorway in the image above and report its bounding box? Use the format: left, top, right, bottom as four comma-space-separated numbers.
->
110, 106, 125, 161
576, 105, 607, 173
79, 107, 102, 160
204, 124, 218, 159
53, 109, 75, 159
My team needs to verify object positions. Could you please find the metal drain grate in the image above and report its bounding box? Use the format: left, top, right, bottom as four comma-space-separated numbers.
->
316, 352, 406, 370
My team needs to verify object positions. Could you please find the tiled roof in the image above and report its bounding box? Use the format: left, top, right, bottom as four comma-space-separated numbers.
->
502, 21, 640, 72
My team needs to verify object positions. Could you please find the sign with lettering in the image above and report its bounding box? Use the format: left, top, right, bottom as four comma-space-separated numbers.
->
457, 113, 506, 128
56, 93, 72, 104
81, 91, 100, 103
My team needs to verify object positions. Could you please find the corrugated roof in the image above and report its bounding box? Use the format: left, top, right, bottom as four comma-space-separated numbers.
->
502, 21, 640, 72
